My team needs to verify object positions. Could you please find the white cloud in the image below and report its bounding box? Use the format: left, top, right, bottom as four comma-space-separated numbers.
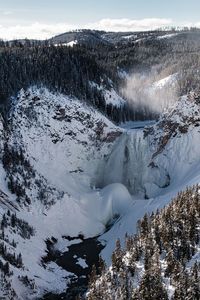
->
0, 22, 76, 40
88, 18, 173, 32
194, 22, 200, 27
0, 18, 200, 40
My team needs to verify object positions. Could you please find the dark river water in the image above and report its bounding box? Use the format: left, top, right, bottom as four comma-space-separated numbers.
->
42, 235, 105, 300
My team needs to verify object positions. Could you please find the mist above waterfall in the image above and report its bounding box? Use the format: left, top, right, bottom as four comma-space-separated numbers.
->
121, 71, 179, 114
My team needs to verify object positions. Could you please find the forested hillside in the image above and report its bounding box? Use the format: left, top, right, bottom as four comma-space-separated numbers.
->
87, 185, 200, 300
0, 44, 122, 120
1, 29, 200, 124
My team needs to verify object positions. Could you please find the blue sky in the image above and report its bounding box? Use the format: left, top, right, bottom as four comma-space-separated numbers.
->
0, 0, 200, 39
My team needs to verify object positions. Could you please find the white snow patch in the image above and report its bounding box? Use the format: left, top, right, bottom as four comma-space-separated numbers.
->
77, 258, 88, 269
152, 73, 178, 89
157, 33, 178, 39
54, 40, 78, 47
66, 40, 78, 47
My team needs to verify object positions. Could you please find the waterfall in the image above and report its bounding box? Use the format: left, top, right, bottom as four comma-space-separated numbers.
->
95, 128, 170, 198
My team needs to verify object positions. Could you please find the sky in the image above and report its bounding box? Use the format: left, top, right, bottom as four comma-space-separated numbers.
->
0, 0, 200, 40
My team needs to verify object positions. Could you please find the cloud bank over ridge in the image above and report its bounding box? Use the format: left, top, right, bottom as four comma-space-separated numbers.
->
0, 17, 194, 40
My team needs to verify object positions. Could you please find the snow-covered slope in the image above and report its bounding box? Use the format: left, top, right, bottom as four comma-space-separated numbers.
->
152, 73, 178, 89
11, 88, 123, 193
0, 88, 200, 299
0, 87, 131, 298
87, 185, 200, 300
